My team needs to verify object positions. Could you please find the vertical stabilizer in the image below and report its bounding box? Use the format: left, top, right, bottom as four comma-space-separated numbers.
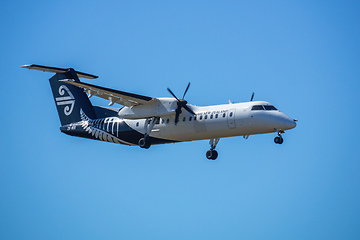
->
49, 68, 96, 125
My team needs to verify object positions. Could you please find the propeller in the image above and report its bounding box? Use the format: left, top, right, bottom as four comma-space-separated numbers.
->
167, 82, 195, 125
250, 92, 255, 101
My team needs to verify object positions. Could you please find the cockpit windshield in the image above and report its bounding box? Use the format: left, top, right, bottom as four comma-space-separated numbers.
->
251, 105, 278, 111
264, 105, 277, 110
251, 105, 264, 110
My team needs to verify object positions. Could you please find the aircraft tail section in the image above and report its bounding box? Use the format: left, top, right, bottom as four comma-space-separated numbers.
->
22, 64, 97, 126
48, 68, 97, 126
22, 64, 180, 146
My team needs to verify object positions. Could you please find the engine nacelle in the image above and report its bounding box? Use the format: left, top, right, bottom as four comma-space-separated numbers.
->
118, 98, 177, 119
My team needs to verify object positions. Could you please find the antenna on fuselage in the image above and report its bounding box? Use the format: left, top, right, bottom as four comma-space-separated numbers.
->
250, 92, 255, 101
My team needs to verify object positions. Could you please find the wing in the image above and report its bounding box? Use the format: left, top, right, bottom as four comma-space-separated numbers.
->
63, 80, 156, 107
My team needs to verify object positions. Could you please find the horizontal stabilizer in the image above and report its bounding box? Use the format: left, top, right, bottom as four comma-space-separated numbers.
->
21, 64, 98, 79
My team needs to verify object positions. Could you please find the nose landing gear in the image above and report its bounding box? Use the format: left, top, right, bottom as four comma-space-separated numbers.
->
206, 138, 220, 160
274, 130, 284, 144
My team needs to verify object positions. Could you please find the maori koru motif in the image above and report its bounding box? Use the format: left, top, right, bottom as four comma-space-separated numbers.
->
55, 85, 75, 116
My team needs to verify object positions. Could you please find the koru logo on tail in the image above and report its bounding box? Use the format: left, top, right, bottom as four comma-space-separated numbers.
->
56, 85, 75, 116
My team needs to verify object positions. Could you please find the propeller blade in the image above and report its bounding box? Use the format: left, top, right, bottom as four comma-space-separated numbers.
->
174, 104, 182, 125
183, 105, 195, 115
167, 84, 195, 124
182, 82, 191, 99
167, 88, 180, 101
250, 92, 255, 101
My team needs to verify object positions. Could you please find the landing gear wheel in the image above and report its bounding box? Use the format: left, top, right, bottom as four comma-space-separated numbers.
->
274, 136, 283, 144
206, 150, 218, 160
139, 137, 151, 149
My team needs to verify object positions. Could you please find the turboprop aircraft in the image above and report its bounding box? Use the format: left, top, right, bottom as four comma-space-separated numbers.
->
22, 64, 297, 160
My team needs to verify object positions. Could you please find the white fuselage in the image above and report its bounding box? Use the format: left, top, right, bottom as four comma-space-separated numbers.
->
122, 100, 296, 142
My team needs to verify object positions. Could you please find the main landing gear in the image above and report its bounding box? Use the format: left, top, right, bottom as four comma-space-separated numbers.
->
274, 130, 284, 144
206, 138, 220, 160
138, 117, 158, 149
139, 134, 151, 149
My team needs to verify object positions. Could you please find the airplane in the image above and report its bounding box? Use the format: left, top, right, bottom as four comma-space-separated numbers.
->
21, 64, 297, 160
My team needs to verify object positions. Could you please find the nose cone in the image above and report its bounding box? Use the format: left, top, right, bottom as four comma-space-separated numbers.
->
287, 119, 297, 129
282, 115, 297, 130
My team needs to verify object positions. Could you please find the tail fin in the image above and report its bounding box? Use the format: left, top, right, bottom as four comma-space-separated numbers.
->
49, 68, 97, 125
22, 65, 97, 126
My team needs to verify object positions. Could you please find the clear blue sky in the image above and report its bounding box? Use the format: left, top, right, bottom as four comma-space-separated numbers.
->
1, 0, 360, 239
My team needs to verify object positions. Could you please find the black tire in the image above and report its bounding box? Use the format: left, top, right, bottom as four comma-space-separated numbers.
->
274, 136, 284, 144
139, 138, 146, 148
206, 150, 218, 160
139, 137, 151, 149
211, 150, 218, 160
206, 150, 213, 159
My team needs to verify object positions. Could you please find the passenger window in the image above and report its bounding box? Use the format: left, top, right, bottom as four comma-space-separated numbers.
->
200, 116, 203, 120
183, 117, 186, 122
189, 117, 192, 121
230, 112, 233, 117
210, 115, 213, 119
205, 115, 208, 120
161, 119, 164, 124
194, 116, 197, 121
251, 105, 264, 110
215, 114, 218, 118
166, 119, 170, 124
223, 113, 226, 118
136, 122, 139, 127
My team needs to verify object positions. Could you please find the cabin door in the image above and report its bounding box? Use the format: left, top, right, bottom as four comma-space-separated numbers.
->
227, 109, 236, 129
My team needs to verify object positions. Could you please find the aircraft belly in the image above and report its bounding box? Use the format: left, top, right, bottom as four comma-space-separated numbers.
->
152, 121, 245, 142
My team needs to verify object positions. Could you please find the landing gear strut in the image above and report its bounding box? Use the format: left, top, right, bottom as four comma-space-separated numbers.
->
139, 117, 158, 149
274, 130, 284, 144
206, 138, 220, 160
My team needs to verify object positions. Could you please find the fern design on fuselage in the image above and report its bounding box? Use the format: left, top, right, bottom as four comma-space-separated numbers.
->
79, 109, 135, 145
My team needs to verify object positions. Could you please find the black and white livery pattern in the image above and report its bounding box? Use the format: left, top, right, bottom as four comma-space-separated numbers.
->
60, 109, 176, 146
22, 64, 297, 160
79, 109, 134, 145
